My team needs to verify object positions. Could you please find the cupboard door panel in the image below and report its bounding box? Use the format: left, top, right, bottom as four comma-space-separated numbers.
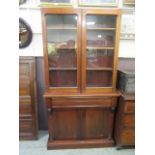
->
83, 108, 113, 139
49, 109, 80, 140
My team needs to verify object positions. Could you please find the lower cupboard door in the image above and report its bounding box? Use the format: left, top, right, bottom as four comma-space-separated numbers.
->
83, 108, 114, 139
48, 109, 80, 140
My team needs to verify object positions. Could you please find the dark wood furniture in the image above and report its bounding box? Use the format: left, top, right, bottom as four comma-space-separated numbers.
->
41, 8, 121, 149
19, 57, 38, 140
114, 94, 135, 148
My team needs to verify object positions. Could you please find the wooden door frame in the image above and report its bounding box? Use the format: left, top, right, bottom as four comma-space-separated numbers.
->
41, 8, 82, 94
81, 9, 121, 94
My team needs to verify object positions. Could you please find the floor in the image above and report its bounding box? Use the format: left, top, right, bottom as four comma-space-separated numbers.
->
19, 131, 135, 155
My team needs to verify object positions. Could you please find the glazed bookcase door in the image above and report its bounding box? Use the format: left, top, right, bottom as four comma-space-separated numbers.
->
42, 9, 81, 93
82, 9, 121, 93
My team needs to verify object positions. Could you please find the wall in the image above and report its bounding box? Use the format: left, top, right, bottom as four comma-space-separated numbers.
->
19, 0, 135, 57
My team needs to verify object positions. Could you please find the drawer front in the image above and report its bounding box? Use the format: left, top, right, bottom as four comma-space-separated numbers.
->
19, 96, 32, 118
19, 104, 32, 115
19, 96, 31, 105
120, 129, 135, 145
123, 114, 135, 128
19, 119, 34, 133
46, 97, 117, 108
19, 82, 30, 96
124, 100, 135, 114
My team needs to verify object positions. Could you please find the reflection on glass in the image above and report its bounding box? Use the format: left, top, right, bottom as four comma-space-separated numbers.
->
87, 32, 115, 48
41, 0, 71, 3
80, 0, 116, 5
86, 15, 116, 48
87, 15, 116, 28
87, 50, 113, 68
48, 48, 77, 68
87, 71, 112, 87
46, 14, 77, 87
49, 70, 77, 87
86, 15, 116, 87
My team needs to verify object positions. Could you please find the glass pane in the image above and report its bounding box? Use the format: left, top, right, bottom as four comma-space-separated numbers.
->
87, 50, 113, 68
87, 15, 116, 29
87, 71, 112, 87
41, 0, 71, 3
48, 49, 76, 68
86, 15, 116, 87
46, 14, 78, 87
49, 70, 77, 87
80, 0, 116, 5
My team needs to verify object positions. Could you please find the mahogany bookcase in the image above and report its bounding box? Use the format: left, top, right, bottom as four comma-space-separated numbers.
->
41, 7, 121, 149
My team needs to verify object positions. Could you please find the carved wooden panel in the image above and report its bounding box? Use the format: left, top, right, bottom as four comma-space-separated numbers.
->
19, 57, 38, 140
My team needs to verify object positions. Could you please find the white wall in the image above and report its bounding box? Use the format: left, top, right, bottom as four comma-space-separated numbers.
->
19, 0, 135, 57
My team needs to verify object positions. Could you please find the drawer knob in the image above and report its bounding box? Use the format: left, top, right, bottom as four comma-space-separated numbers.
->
48, 108, 51, 112
111, 107, 115, 113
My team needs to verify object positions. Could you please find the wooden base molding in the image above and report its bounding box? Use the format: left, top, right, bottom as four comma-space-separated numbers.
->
47, 138, 114, 149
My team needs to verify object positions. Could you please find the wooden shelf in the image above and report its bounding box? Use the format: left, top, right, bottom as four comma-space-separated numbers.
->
39, 3, 73, 7
49, 67, 77, 71
47, 47, 76, 50
87, 67, 113, 71
56, 47, 76, 50
87, 28, 116, 31
87, 47, 114, 50
47, 27, 77, 30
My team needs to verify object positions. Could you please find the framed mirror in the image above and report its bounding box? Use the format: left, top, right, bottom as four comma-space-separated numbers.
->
19, 18, 33, 48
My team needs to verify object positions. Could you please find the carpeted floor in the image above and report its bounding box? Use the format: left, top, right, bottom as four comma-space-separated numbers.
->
19, 131, 135, 155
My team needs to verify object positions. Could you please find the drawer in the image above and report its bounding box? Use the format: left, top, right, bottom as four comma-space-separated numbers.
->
19, 104, 32, 115
123, 114, 135, 128
19, 96, 32, 118
45, 97, 117, 108
120, 129, 135, 145
19, 83, 30, 96
19, 96, 31, 105
124, 101, 135, 114
19, 119, 33, 133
